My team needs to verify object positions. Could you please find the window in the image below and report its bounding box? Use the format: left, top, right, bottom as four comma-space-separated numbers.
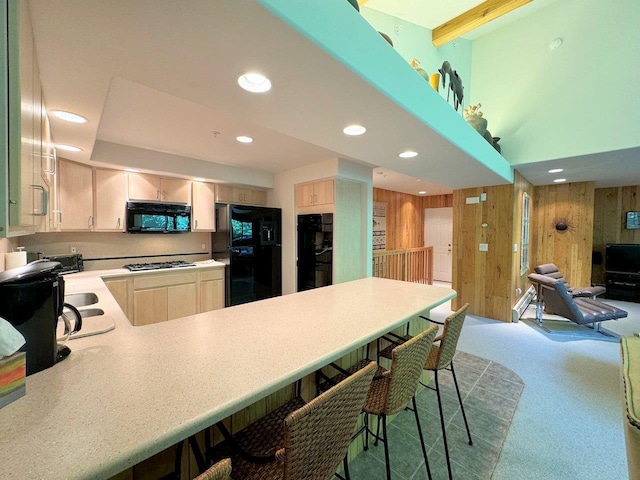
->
520, 193, 530, 275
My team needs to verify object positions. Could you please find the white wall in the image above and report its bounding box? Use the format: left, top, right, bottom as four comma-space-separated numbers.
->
470, 0, 640, 164
269, 158, 373, 295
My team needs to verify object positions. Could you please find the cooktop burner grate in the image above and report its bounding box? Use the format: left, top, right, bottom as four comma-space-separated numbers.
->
123, 260, 196, 271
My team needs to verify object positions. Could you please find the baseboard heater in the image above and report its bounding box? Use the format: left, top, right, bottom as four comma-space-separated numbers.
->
511, 285, 536, 323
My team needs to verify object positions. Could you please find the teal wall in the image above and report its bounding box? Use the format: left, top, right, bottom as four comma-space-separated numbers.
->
360, 7, 473, 110
470, 0, 640, 165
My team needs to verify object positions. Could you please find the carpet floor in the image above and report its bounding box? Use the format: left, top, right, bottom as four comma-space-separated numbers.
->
344, 351, 524, 480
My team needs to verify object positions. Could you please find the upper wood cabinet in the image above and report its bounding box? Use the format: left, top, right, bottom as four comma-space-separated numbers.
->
191, 182, 216, 231
57, 159, 94, 231
95, 168, 127, 231
215, 185, 267, 205
128, 173, 191, 204
296, 179, 334, 208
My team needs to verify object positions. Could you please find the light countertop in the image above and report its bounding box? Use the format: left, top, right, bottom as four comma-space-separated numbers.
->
0, 270, 455, 480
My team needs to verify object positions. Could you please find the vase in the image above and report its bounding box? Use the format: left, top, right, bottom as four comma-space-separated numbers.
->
429, 73, 440, 91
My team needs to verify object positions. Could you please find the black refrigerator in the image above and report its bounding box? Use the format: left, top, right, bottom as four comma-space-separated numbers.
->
212, 204, 282, 307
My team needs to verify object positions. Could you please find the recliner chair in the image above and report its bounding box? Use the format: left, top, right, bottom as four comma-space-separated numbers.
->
527, 273, 627, 328
533, 263, 606, 298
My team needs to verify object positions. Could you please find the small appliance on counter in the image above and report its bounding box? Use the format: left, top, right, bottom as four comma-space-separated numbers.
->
0, 261, 82, 375
41, 253, 84, 274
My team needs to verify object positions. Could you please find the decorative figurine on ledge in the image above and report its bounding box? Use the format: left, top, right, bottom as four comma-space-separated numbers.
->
463, 103, 501, 153
438, 61, 464, 111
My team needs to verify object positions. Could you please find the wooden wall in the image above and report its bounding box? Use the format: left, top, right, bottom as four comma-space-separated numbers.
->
452, 184, 515, 322
531, 182, 595, 288
373, 188, 452, 250
592, 186, 640, 284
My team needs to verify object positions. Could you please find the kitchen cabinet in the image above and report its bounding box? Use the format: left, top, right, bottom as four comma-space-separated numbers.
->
191, 181, 216, 231
94, 168, 127, 231
296, 179, 334, 208
215, 184, 267, 205
57, 159, 94, 231
199, 268, 224, 312
128, 173, 191, 204
2, 0, 48, 236
104, 278, 128, 316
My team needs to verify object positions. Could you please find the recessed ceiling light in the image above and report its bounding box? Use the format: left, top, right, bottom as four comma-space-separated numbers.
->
56, 144, 82, 152
124, 168, 140, 173
50, 110, 88, 124
236, 135, 253, 143
548, 168, 563, 173
343, 124, 366, 136
418, 191, 427, 195
399, 150, 418, 158
237, 73, 272, 93
553, 178, 567, 183
193, 177, 206, 182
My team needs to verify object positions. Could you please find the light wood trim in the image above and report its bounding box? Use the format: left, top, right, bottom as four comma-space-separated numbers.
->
372, 247, 433, 284
133, 271, 197, 290
432, 0, 533, 47
104, 278, 129, 317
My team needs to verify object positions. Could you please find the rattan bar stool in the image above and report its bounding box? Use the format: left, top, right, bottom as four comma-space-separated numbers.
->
210, 362, 377, 480
378, 304, 471, 480
194, 458, 232, 480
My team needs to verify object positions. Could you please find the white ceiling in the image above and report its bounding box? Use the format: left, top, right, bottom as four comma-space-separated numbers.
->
26, 0, 632, 197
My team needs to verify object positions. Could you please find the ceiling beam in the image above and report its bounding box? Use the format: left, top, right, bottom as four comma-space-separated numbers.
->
432, 0, 533, 47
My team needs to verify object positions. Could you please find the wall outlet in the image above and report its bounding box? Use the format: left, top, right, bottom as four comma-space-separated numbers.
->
513, 243, 518, 252
201, 244, 206, 250
479, 243, 488, 252
481, 193, 487, 201
70, 245, 77, 254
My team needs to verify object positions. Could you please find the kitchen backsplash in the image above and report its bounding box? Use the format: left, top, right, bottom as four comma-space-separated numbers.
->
16, 232, 211, 271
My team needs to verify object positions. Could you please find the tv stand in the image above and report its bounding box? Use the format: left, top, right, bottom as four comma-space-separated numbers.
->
605, 272, 640, 302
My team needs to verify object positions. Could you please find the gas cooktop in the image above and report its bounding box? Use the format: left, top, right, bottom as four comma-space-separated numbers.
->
123, 260, 196, 271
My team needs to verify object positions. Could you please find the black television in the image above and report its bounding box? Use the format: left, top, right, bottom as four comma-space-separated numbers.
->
606, 243, 640, 274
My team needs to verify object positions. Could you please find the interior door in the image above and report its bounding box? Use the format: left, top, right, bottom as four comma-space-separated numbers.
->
424, 207, 453, 282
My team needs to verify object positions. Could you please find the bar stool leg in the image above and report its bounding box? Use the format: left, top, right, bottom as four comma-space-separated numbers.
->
412, 396, 433, 480
451, 362, 472, 445
434, 371, 453, 480
381, 414, 391, 480
364, 412, 370, 451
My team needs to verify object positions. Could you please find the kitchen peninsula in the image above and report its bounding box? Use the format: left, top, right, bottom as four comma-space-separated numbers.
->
0, 270, 455, 480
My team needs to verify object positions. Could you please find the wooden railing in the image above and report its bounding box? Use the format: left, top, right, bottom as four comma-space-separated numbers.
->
372, 246, 434, 284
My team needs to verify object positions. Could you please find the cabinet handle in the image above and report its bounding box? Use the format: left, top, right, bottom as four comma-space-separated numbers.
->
89, 216, 94, 230
195, 219, 198, 229
117, 217, 121, 229
30, 185, 48, 216
162, 191, 166, 201
157, 190, 161, 201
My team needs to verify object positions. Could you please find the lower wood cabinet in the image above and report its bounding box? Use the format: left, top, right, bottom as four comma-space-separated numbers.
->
105, 267, 224, 326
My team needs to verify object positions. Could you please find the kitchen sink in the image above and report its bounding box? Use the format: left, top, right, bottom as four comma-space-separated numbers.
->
64, 292, 99, 307
77, 308, 104, 318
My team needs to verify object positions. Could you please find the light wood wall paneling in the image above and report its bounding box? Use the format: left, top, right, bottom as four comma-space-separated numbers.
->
452, 185, 515, 322
373, 188, 452, 250
592, 186, 640, 284
531, 182, 595, 288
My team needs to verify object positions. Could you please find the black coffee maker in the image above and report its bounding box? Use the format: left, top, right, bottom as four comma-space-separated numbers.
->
0, 261, 81, 375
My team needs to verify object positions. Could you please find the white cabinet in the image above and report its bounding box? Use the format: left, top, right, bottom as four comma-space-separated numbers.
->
216, 185, 267, 205
95, 168, 127, 231
128, 173, 191, 204
296, 179, 334, 208
57, 159, 94, 231
192, 181, 216, 231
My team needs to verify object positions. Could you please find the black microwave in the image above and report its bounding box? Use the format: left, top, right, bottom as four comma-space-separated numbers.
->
126, 202, 191, 233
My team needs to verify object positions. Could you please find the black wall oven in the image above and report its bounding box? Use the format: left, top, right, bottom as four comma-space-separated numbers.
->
126, 202, 191, 233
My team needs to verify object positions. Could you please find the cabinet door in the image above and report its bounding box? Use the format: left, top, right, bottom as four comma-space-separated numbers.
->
133, 287, 168, 326
200, 279, 224, 312
192, 182, 216, 231
128, 173, 161, 201
58, 159, 94, 231
168, 283, 197, 321
160, 178, 191, 204
249, 189, 267, 206
313, 179, 334, 205
215, 184, 233, 203
296, 183, 315, 207
95, 169, 127, 231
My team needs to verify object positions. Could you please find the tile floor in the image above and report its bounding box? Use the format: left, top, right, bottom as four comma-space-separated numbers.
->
343, 350, 525, 480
